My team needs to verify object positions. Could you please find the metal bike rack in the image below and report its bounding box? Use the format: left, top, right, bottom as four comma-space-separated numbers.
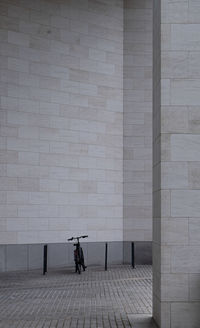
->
105, 242, 108, 271
131, 242, 135, 269
43, 244, 48, 275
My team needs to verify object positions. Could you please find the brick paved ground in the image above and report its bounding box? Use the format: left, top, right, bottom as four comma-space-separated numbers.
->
0, 265, 156, 328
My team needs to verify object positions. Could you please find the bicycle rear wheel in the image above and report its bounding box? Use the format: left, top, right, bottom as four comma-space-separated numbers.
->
75, 261, 81, 274
77, 262, 81, 274
80, 248, 86, 271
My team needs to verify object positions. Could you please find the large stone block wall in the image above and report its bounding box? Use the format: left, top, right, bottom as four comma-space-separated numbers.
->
153, 0, 200, 327
123, 0, 152, 241
152, 0, 161, 325
0, 0, 124, 244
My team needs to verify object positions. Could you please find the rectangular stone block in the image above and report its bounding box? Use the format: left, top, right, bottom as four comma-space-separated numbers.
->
18, 177, 39, 192
188, 0, 200, 23
107, 241, 123, 264
48, 243, 69, 268
171, 303, 200, 328
171, 24, 200, 51
160, 245, 171, 274
161, 273, 188, 301
171, 134, 200, 161
6, 245, 28, 271
171, 190, 200, 217
189, 218, 200, 245
162, 2, 188, 24
0, 245, 5, 272
171, 246, 200, 273
161, 107, 188, 133
189, 162, 200, 189
28, 244, 43, 269
161, 162, 188, 189
171, 79, 200, 106
189, 53, 200, 78
8, 31, 29, 46
123, 241, 131, 264
162, 218, 188, 245
30, 9, 50, 25
8, 57, 29, 73
51, 16, 69, 29
87, 242, 105, 266
7, 218, 28, 232
189, 274, 200, 301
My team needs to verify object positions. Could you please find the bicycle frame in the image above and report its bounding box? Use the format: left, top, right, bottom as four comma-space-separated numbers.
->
67, 235, 88, 274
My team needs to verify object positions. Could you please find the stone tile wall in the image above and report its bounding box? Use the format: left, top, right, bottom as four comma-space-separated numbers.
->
123, 0, 152, 242
153, 0, 200, 327
0, 0, 123, 244
152, 0, 161, 324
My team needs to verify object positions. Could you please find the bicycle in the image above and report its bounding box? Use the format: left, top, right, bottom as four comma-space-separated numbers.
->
67, 235, 88, 274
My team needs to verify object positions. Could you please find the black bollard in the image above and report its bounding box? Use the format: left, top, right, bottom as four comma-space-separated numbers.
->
105, 242, 108, 271
131, 242, 135, 269
43, 244, 48, 275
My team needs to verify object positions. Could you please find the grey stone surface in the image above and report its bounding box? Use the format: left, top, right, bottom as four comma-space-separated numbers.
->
171, 303, 200, 328
87, 241, 105, 265
6, 245, 28, 271
135, 242, 152, 265
0, 0, 124, 245
48, 243, 69, 268
189, 274, 200, 301
108, 241, 123, 264
0, 265, 153, 328
153, 0, 200, 326
123, 241, 132, 264
0, 0, 155, 273
123, 0, 153, 243
0, 245, 6, 272
28, 244, 43, 269
123, 242, 152, 265
128, 315, 157, 328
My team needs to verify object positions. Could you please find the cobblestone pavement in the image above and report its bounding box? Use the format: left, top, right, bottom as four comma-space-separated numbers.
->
0, 265, 156, 328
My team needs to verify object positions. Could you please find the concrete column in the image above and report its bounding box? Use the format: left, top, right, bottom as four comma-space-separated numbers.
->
153, 0, 200, 327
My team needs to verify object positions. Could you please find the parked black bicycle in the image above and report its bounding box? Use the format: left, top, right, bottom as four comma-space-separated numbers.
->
67, 235, 88, 274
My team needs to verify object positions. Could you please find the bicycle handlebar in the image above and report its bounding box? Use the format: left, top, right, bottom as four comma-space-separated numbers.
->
67, 235, 88, 241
